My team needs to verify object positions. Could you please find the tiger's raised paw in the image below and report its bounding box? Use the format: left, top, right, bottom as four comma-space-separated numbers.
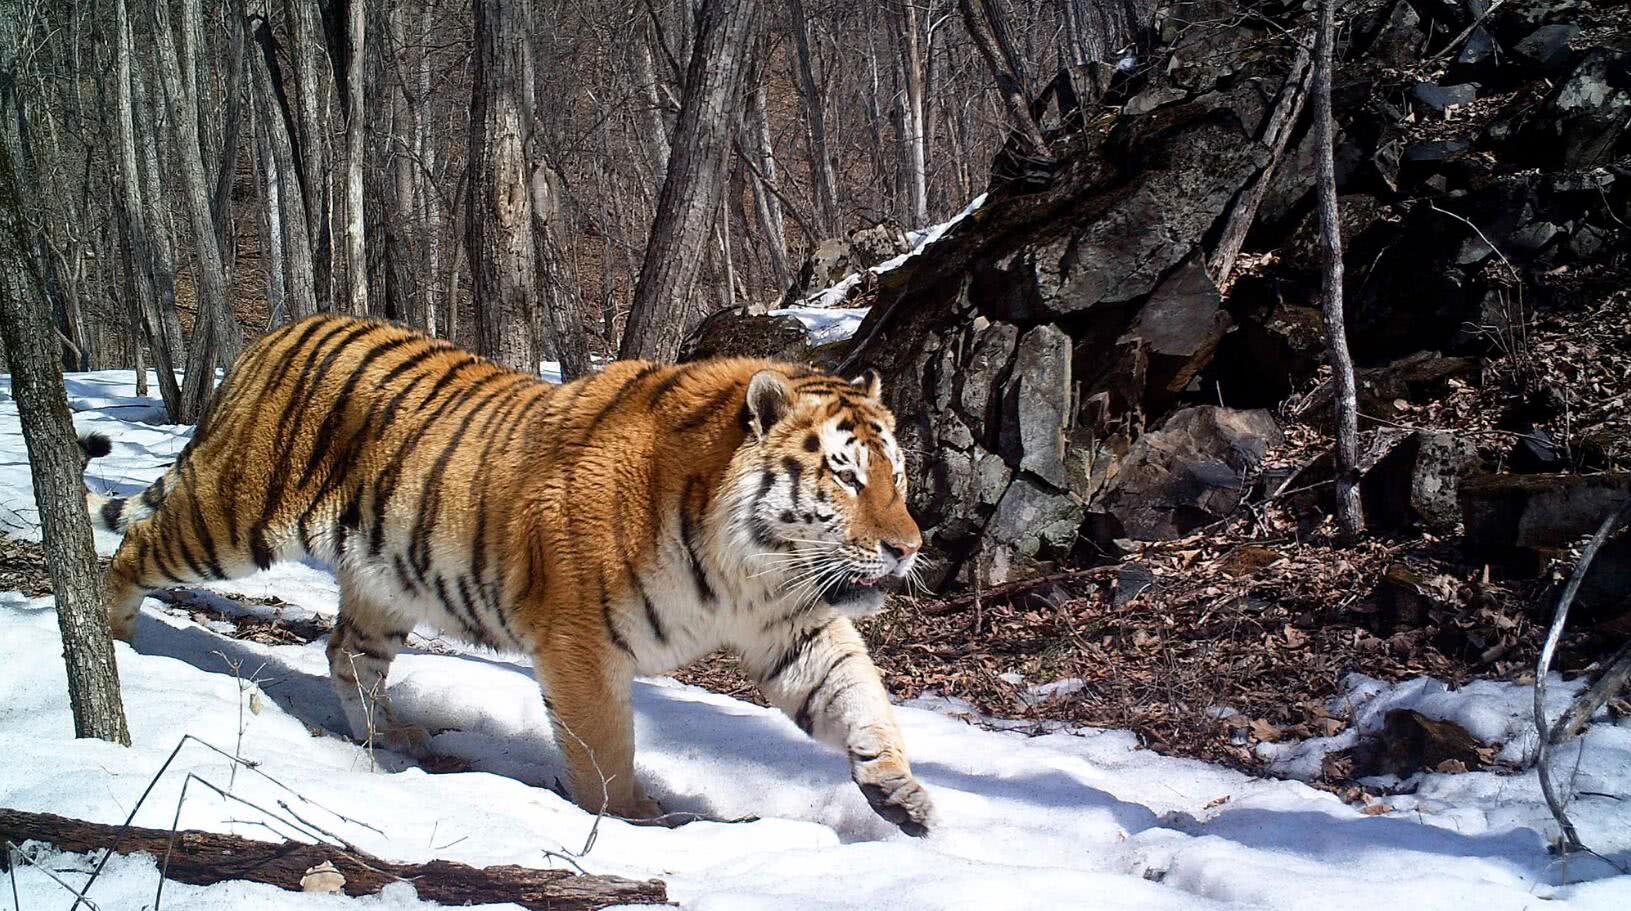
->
853, 761, 936, 837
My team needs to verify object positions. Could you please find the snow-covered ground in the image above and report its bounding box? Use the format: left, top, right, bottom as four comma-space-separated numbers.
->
2, 370, 1629, 910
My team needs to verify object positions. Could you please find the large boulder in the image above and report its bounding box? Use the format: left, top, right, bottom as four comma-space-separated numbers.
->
679, 308, 814, 363
1088, 406, 1283, 542
1460, 472, 1631, 554
1518, 50, 1631, 169
783, 238, 855, 305
1361, 431, 1480, 532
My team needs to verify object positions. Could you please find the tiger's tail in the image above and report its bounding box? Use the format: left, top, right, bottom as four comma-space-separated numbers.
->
78, 432, 171, 534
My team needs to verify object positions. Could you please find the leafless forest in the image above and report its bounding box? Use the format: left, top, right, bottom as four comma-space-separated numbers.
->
0, 0, 1148, 421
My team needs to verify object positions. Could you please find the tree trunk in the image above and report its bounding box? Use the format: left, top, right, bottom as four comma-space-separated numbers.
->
250, 90, 288, 325
466, 0, 539, 372
152, 0, 241, 422
0, 137, 131, 747
744, 81, 789, 289
249, 14, 317, 321
0, 809, 667, 910
211, 0, 248, 260
621, 0, 763, 362
132, 55, 188, 370
284, 0, 333, 309
784, 0, 839, 237
958, 0, 1050, 160
890, 0, 929, 227
110, 0, 184, 419
342, 0, 368, 315
1313, 0, 1363, 541
532, 163, 592, 380
1063, 0, 1154, 64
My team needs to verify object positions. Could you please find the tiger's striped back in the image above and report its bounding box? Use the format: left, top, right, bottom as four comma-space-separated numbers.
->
83, 314, 936, 833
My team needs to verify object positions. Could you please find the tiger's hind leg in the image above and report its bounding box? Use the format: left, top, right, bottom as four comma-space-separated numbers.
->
327, 575, 429, 757
94, 467, 260, 642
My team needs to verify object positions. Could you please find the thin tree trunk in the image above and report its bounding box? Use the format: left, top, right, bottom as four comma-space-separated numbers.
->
0, 137, 131, 747
785, 0, 839, 237
249, 15, 317, 321
211, 0, 249, 260
621, 0, 763, 362
631, 16, 673, 181
532, 162, 592, 380
744, 82, 789, 288
1313, 0, 1363, 541
251, 91, 288, 325
284, 0, 332, 308
153, 0, 242, 422
342, 0, 368, 314
132, 55, 187, 371
891, 0, 929, 227
110, 0, 184, 419
466, 0, 539, 372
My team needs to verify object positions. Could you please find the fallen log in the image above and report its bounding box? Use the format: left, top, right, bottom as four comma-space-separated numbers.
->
0, 807, 669, 910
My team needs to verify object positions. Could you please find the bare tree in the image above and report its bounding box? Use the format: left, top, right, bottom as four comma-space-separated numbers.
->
621, 0, 764, 362
249, 13, 318, 322
958, 0, 1050, 160
785, 0, 840, 238
109, 0, 184, 418
467, 0, 541, 372
342, 0, 369, 315
889, 0, 929, 227
152, 0, 243, 421
1313, 0, 1363, 540
0, 128, 130, 747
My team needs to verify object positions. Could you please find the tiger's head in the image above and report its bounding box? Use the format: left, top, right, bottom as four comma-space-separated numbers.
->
726, 367, 923, 616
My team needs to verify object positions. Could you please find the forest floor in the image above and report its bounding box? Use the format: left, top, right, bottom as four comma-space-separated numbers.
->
675, 288, 1631, 795
2, 335, 1629, 907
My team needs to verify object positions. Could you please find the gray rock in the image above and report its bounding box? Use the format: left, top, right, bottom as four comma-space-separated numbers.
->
986, 474, 1083, 558
1361, 0, 1427, 68
1122, 253, 1232, 398
1460, 472, 1631, 553
848, 223, 910, 269
1547, 51, 1631, 168
1411, 82, 1479, 116
1090, 406, 1282, 541
783, 238, 855, 304
1512, 24, 1579, 73
959, 323, 1019, 442
1361, 431, 1480, 532
678, 308, 813, 363
1404, 139, 1472, 162
1009, 325, 1073, 489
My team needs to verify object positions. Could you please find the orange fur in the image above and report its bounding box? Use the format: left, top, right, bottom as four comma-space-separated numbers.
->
83, 314, 935, 832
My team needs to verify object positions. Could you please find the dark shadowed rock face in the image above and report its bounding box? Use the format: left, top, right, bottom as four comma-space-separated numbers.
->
1520, 50, 1631, 168
1460, 472, 1631, 554
678, 309, 813, 363
1361, 431, 1480, 533
1088, 406, 1283, 542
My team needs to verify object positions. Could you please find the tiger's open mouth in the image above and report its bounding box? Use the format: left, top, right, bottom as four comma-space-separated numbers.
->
819, 574, 889, 610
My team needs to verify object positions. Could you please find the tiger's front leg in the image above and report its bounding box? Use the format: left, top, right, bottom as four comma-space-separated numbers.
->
744, 615, 935, 836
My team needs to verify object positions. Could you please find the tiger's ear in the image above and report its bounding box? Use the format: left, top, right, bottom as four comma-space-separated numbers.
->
746, 370, 791, 439
851, 368, 882, 399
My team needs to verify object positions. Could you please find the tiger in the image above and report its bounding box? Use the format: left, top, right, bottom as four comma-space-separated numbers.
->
79, 314, 935, 835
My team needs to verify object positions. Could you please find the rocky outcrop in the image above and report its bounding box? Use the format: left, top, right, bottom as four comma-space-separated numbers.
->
766, 0, 1629, 590
679, 308, 814, 363
1088, 406, 1283, 543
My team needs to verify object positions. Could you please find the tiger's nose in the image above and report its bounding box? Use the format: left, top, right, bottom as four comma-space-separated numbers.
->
881, 539, 920, 562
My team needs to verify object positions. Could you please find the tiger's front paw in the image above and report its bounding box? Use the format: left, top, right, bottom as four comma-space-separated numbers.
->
853, 757, 935, 837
